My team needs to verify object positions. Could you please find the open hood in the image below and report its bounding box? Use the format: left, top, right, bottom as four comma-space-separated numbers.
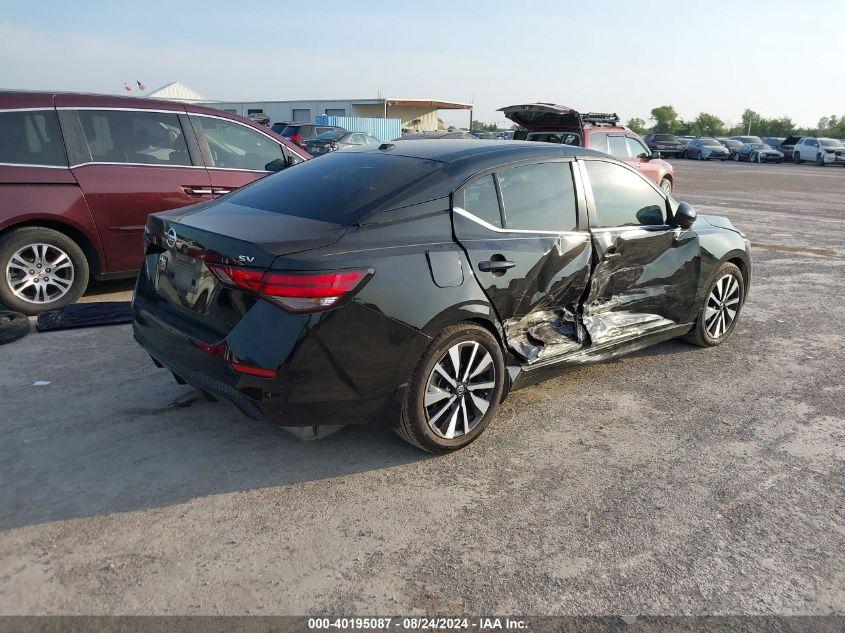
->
497, 103, 584, 134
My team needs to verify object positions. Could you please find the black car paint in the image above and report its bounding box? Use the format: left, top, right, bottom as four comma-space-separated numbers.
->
133, 141, 751, 431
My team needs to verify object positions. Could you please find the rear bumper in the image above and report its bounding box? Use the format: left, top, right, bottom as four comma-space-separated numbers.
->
132, 291, 430, 428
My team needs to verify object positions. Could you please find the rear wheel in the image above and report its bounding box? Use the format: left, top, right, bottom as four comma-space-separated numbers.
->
396, 323, 505, 453
0, 227, 89, 315
682, 262, 745, 347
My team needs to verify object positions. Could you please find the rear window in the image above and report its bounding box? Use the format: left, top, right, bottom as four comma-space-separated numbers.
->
0, 110, 66, 166
653, 134, 675, 141
280, 125, 301, 137
312, 130, 345, 141
224, 151, 449, 224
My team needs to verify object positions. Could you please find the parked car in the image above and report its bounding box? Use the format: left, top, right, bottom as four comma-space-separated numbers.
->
0, 91, 310, 315
791, 137, 845, 166
644, 134, 684, 158
717, 138, 743, 159
675, 136, 695, 153
302, 130, 381, 155
133, 140, 751, 453
684, 137, 731, 161
497, 131, 515, 140
778, 135, 802, 161
762, 137, 785, 152
280, 123, 346, 148
247, 113, 270, 127
730, 135, 763, 144
735, 142, 783, 163
499, 103, 675, 193
471, 131, 496, 139
270, 121, 292, 134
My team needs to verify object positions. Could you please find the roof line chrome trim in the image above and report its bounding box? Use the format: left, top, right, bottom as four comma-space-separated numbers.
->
0, 107, 56, 114
56, 106, 184, 114
69, 161, 207, 170
0, 162, 68, 169
452, 206, 585, 236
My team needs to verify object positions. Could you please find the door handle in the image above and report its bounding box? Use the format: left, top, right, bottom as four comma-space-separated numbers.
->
478, 259, 516, 272
183, 186, 213, 196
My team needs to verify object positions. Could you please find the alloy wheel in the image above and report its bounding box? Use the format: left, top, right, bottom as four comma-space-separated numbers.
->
704, 274, 741, 339
5, 243, 75, 305
423, 340, 496, 439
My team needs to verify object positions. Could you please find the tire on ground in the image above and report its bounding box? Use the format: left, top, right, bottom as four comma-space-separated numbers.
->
0, 227, 90, 316
396, 323, 506, 454
682, 261, 745, 348
0, 311, 30, 345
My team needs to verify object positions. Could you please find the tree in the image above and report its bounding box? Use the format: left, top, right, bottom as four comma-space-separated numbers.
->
649, 106, 680, 133
740, 109, 761, 135
471, 120, 498, 132
689, 113, 726, 137
626, 118, 647, 135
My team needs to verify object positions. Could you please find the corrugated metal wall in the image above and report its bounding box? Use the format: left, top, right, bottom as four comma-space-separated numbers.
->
316, 115, 401, 141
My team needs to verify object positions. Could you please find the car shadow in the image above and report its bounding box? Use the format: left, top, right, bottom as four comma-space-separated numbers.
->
1, 372, 429, 532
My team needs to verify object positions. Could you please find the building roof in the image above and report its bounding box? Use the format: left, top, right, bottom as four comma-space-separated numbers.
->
147, 81, 206, 103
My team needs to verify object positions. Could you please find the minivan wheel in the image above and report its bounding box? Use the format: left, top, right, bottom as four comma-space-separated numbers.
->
660, 178, 673, 194
0, 227, 89, 315
396, 323, 505, 453
682, 262, 745, 348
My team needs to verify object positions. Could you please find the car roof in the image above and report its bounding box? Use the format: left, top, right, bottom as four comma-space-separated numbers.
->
349, 139, 603, 163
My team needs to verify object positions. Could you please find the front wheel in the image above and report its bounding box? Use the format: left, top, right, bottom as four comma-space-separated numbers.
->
682, 262, 745, 348
734, 153, 740, 161
396, 323, 505, 453
0, 227, 89, 315
660, 178, 673, 194
794, 152, 801, 164
817, 153, 825, 166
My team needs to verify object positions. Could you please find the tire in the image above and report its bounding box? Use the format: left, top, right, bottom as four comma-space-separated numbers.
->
734, 153, 740, 161
697, 152, 703, 161
794, 152, 801, 164
0, 310, 30, 345
0, 227, 89, 316
660, 178, 673, 194
395, 323, 506, 453
682, 262, 745, 348
816, 153, 825, 167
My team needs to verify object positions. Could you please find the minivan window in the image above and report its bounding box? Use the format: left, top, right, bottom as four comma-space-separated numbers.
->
464, 174, 502, 228
76, 110, 190, 166
498, 162, 577, 232
0, 110, 66, 167
585, 161, 666, 228
625, 136, 649, 158
224, 152, 449, 224
192, 116, 285, 171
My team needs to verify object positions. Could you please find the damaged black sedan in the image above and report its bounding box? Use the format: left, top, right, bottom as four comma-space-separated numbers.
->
133, 141, 752, 453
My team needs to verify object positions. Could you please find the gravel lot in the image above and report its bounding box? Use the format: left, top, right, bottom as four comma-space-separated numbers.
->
0, 160, 842, 616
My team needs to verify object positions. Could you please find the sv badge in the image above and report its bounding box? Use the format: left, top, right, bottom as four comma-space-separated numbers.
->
237, 255, 255, 263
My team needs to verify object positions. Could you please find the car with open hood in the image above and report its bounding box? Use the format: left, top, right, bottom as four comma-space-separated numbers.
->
717, 138, 743, 158
734, 142, 784, 163
498, 103, 675, 194
777, 135, 802, 160
133, 140, 751, 453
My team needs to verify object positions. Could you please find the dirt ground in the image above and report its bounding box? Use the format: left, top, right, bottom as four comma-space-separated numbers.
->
0, 160, 842, 615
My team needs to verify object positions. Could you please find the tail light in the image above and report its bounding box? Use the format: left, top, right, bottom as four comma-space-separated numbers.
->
290, 134, 303, 146
207, 264, 372, 313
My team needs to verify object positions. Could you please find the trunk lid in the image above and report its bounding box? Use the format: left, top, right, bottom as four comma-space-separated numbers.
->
497, 103, 585, 136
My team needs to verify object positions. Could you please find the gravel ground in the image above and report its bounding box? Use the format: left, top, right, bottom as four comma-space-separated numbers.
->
0, 160, 842, 616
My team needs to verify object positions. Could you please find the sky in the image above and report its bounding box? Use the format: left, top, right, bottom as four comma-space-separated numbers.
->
1, 0, 842, 129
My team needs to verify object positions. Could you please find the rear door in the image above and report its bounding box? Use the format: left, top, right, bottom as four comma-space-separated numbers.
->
188, 114, 305, 196
58, 104, 213, 273
578, 158, 700, 347
453, 160, 593, 362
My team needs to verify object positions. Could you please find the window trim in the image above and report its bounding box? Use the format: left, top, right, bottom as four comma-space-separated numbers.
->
0, 107, 70, 168
453, 158, 586, 235
576, 156, 671, 231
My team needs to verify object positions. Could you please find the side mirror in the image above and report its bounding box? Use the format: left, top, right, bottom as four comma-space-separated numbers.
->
265, 158, 288, 172
672, 201, 697, 229
650, 149, 661, 160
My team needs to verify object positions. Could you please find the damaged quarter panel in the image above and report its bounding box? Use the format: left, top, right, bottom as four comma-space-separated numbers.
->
579, 158, 700, 346
452, 160, 592, 363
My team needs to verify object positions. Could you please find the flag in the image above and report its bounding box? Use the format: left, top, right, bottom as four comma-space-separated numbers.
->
123, 81, 132, 93
137, 80, 146, 91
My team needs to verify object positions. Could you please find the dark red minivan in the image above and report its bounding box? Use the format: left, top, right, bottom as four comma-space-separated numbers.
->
0, 91, 310, 314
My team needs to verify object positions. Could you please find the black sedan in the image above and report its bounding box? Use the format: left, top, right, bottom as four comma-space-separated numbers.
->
735, 142, 784, 163
133, 141, 752, 453
644, 134, 685, 158
717, 138, 743, 158
684, 137, 731, 160
302, 130, 381, 156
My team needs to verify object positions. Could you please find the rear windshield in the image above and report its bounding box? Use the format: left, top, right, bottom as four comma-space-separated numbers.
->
653, 134, 675, 141
224, 151, 449, 224
280, 125, 301, 137
270, 123, 286, 134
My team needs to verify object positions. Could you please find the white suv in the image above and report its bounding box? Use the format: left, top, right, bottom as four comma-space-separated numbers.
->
792, 137, 845, 166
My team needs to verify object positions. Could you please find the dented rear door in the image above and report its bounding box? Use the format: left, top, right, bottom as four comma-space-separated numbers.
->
452, 160, 592, 363
578, 158, 700, 346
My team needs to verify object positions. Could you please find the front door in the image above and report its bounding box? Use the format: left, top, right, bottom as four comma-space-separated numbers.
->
65, 107, 213, 273
453, 160, 593, 363
578, 158, 700, 347
188, 114, 302, 196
